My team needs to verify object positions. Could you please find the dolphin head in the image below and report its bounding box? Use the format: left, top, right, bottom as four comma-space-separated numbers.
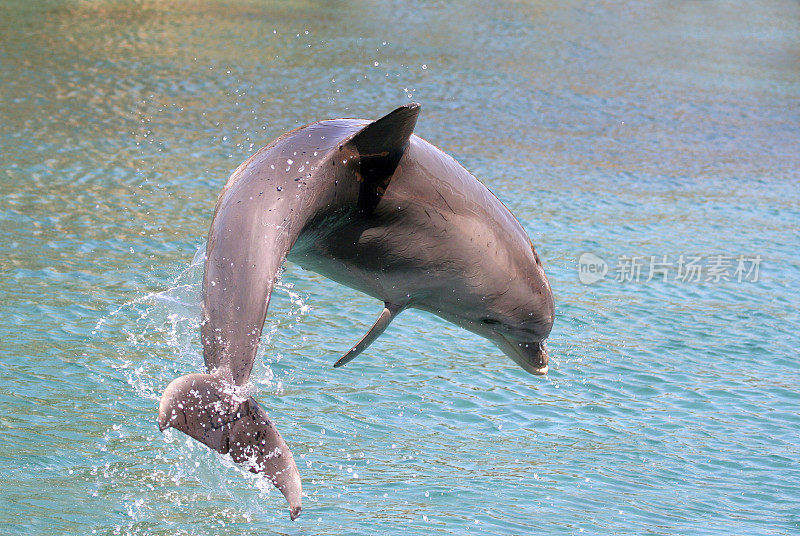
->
488, 242, 553, 375
471, 284, 554, 376
427, 240, 554, 376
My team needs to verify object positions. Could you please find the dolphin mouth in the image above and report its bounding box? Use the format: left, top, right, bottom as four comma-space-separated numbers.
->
530, 363, 549, 376
496, 334, 549, 376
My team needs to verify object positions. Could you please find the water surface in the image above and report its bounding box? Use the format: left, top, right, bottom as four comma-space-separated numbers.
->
1, 1, 799, 534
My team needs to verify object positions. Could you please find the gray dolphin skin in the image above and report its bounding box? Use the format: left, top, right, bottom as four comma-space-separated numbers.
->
158, 103, 554, 520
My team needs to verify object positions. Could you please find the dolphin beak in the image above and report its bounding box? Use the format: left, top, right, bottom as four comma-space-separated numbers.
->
496, 335, 549, 376
532, 342, 549, 375
522, 342, 549, 375
157, 402, 172, 432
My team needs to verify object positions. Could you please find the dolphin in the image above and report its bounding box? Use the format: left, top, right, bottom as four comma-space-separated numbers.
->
158, 103, 554, 520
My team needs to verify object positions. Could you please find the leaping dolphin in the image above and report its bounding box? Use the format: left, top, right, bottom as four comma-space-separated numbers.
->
158, 103, 554, 520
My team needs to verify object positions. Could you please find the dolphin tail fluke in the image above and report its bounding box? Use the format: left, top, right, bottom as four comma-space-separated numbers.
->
334, 302, 403, 368
158, 373, 302, 520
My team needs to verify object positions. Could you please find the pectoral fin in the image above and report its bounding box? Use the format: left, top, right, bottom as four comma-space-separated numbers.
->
334, 303, 403, 368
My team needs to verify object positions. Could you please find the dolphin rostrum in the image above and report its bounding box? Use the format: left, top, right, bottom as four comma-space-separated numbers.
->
158, 103, 554, 520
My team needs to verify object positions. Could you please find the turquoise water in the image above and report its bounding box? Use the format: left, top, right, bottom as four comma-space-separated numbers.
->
2, 1, 799, 534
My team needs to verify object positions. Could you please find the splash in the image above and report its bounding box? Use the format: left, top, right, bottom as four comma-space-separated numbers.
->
91, 243, 315, 533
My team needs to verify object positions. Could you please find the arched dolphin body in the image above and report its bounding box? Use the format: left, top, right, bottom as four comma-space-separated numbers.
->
158, 104, 554, 520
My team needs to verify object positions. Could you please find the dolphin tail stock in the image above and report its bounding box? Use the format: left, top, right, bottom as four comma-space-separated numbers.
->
334, 302, 404, 368
158, 373, 302, 520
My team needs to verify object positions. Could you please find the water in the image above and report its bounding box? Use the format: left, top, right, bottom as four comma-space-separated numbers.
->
1, 1, 799, 534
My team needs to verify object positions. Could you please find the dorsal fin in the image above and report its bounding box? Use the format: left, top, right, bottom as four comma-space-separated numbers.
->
350, 102, 420, 157
348, 103, 420, 211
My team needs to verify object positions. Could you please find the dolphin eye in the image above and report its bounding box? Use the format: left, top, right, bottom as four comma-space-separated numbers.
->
481, 318, 500, 326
